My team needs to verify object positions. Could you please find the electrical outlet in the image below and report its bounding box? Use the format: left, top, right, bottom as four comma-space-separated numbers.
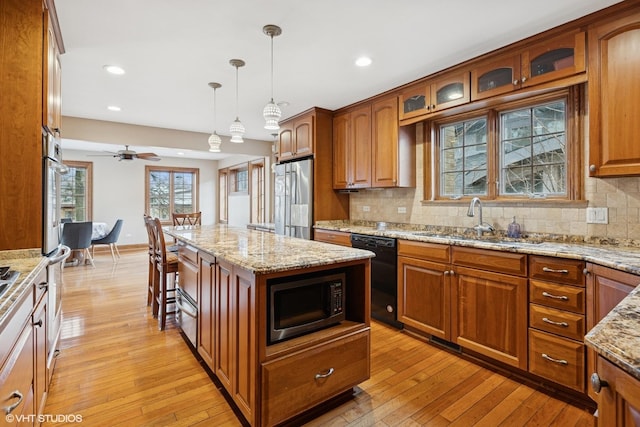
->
586, 207, 608, 224
362, 205, 370, 212
397, 207, 407, 214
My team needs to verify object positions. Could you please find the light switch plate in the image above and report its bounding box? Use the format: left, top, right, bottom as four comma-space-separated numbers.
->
586, 207, 608, 224
362, 205, 370, 212
397, 207, 407, 214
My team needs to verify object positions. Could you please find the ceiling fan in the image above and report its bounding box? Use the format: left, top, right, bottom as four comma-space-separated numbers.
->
91, 145, 161, 161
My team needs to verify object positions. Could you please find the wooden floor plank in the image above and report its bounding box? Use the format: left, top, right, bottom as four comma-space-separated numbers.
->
43, 250, 596, 426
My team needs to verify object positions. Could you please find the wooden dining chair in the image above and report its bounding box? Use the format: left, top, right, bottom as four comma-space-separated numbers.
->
149, 217, 179, 330
144, 215, 158, 315
172, 211, 202, 226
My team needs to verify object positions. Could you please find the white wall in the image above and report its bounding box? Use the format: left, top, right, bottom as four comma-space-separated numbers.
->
64, 148, 217, 246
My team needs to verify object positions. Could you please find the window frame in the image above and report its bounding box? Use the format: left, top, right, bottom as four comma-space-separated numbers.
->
428, 86, 582, 203
60, 160, 93, 221
145, 165, 199, 224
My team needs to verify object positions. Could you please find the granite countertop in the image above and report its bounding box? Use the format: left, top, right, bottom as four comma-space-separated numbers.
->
316, 219, 640, 381
164, 224, 374, 274
585, 287, 640, 380
0, 249, 48, 328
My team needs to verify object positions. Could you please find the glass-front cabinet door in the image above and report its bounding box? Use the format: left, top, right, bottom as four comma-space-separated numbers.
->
471, 54, 521, 101
521, 31, 586, 88
399, 71, 470, 121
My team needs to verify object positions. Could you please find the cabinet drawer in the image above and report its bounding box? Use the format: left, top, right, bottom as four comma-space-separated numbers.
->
530, 280, 585, 314
261, 329, 370, 426
0, 324, 34, 422
178, 244, 198, 265
314, 229, 351, 247
528, 329, 585, 392
398, 239, 450, 263
529, 304, 584, 341
452, 247, 527, 276
529, 256, 585, 286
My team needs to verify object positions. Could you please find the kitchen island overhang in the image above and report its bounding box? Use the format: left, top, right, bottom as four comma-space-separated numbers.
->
163, 224, 374, 427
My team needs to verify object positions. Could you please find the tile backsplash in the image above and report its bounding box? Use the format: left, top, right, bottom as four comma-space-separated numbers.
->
349, 127, 640, 241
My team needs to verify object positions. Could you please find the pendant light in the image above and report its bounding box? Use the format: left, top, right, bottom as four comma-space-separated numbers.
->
262, 25, 282, 131
229, 59, 246, 143
207, 82, 222, 152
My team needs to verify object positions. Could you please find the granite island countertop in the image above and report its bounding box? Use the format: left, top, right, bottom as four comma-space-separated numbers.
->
164, 224, 374, 275
0, 249, 48, 329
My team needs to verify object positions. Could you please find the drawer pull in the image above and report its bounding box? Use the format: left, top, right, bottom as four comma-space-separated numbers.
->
315, 367, 334, 380
5, 390, 23, 415
542, 267, 569, 274
542, 291, 569, 301
591, 373, 609, 393
542, 353, 568, 365
542, 317, 569, 327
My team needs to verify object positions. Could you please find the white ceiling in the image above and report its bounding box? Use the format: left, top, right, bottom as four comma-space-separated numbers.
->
55, 0, 621, 159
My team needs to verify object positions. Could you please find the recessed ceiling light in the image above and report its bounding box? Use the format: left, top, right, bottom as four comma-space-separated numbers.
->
355, 56, 372, 67
107, 105, 121, 111
103, 65, 125, 75
177, 152, 185, 156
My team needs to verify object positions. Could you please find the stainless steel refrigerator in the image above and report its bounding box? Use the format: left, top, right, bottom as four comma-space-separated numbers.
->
274, 158, 313, 239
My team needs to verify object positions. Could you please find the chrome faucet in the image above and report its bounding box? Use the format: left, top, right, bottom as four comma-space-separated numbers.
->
467, 197, 495, 237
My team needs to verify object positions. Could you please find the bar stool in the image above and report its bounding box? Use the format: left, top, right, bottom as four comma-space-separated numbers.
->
143, 215, 158, 315
149, 217, 179, 330
172, 211, 202, 226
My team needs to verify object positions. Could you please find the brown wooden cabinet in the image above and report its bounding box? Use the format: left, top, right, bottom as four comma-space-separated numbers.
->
0, 319, 35, 425
33, 293, 48, 417
198, 252, 215, 370
588, 10, 640, 176
586, 263, 638, 401
44, 8, 62, 133
371, 95, 415, 188
471, 31, 586, 101
592, 356, 640, 427
397, 240, 451, 340
527, 255, 586, 392
332, 105, 372, 189
313, 229, 351, 247
277, 112, 313, 162
398, 71, 470, 122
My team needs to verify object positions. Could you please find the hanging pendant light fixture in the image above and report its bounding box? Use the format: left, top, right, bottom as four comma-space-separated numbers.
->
229, 59, 246, 143
207, 82, 222, 152
262, 25, 282, 131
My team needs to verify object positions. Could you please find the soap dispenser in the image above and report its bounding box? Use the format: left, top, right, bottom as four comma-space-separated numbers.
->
507, 217, 521, 238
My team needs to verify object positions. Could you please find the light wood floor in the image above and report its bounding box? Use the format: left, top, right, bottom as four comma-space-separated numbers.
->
43, 251, 596, 427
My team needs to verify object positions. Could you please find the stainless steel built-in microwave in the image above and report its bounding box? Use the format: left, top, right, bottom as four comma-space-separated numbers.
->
268, 272, 346, 344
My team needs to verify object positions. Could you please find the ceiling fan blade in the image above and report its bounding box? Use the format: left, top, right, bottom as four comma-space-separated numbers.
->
136, 152, 161, 160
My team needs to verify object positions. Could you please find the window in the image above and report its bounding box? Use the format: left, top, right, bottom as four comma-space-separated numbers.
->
229, 167, 248, 193
146, 166, 198, 222
60, 161, 92, 221
500, 100, 566, 196
219, 168, 228, 223
433, 90, 578, 201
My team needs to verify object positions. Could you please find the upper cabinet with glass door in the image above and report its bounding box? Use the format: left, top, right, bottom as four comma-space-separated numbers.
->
471, 31, 586, 101
399, 71, 470, 122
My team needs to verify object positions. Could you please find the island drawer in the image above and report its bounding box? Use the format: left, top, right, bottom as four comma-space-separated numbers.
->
314, 229, 352, 247
529, 256, 585, 286
261, 329, 370, 426
528, 329, 585, 392
529, 304, 585, 341
451, 247, 527, 277
397, 239, 450, 263
530, 279, 585, 314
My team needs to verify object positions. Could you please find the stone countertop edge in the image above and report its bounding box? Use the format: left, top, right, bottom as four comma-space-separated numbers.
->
585, 286, 640, 381
0, 249, 48, 329
164, 224, 374, 275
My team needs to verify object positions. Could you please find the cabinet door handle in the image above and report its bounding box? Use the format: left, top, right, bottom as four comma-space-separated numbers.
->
542, 267, 569, 274
315, 367, 334, 380
542, 317, 568, 327
33, 319, 43, 327
542, 291, 569, 301
513, 79, 520, 85
589, 164, 596, 172
590, 373, 609, 393
542, 353, 568, 365
38, 281, 48, 290
4, 390, 23, 415
521, 76, 528, 83
444, 271, 450, 276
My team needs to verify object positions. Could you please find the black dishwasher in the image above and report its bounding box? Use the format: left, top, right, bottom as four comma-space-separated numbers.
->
351, 234, 402, 328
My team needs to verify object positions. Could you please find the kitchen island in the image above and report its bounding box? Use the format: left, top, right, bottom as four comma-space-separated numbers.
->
163, 224, 374, 427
